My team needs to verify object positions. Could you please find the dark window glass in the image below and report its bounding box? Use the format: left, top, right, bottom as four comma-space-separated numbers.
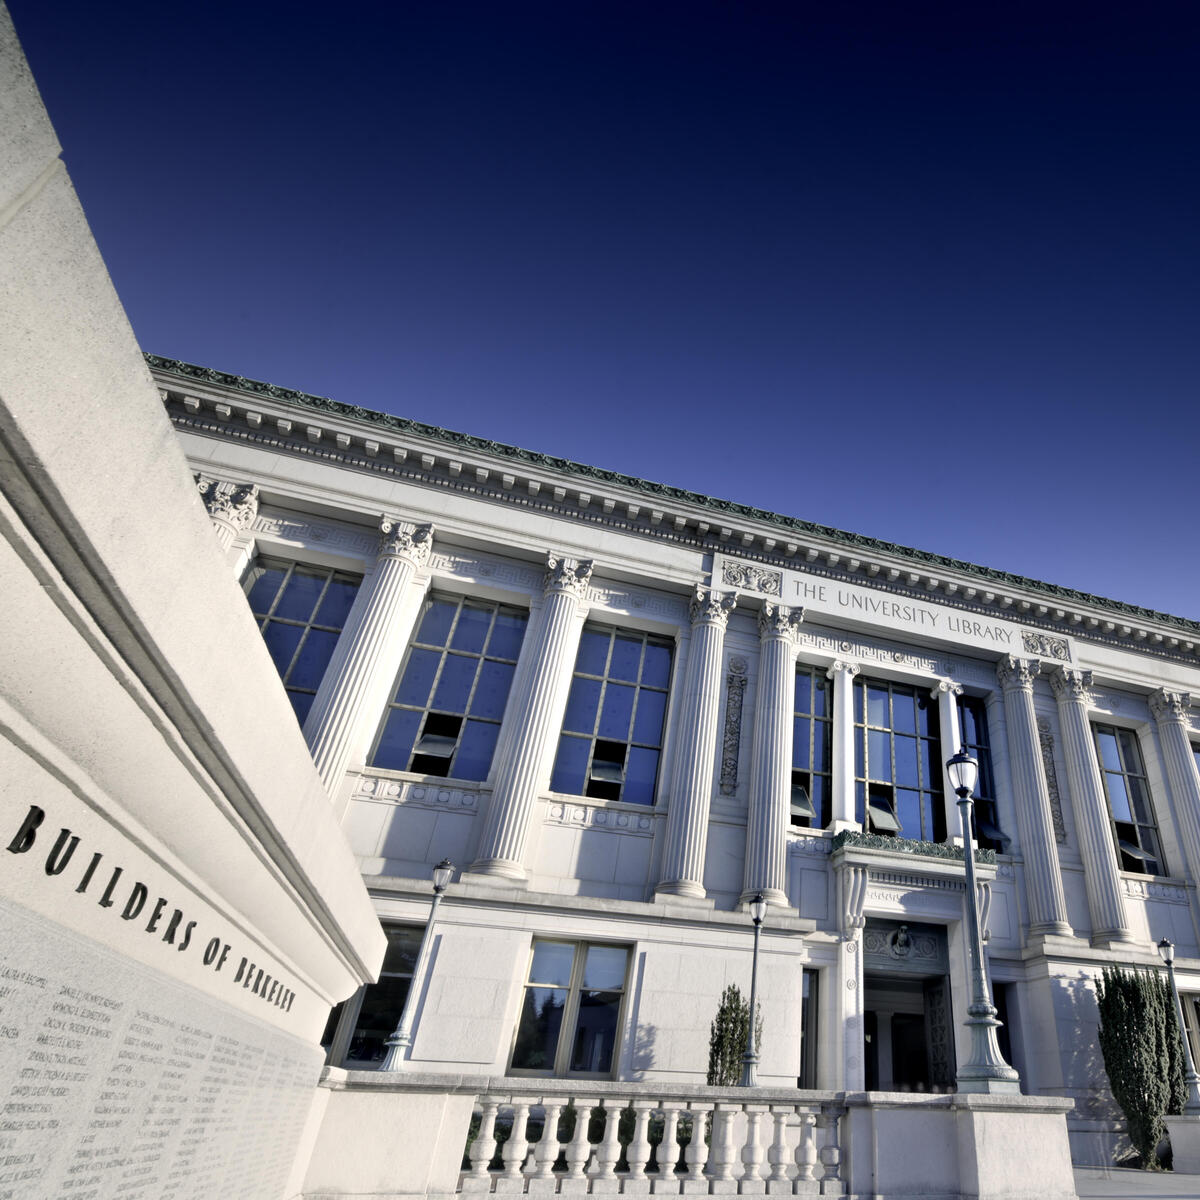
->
799, 968, 819, 1089
958, 696, 1006, 853
244, 557, 363, 723
1093, 723, 1164, 875
370, 594, 528, 781
342, 925, 424, 1066
791, 668, 833, 828
550, 625, 673, 805
854, 677, 945, 840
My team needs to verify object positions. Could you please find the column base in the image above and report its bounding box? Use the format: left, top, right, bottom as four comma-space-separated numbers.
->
655, 879, 708, 900
739, 888, 788, 909
1091, 927, 1135, 949
462, 861, 529, 886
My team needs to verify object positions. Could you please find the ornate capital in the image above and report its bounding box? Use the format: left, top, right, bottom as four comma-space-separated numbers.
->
689, 587, 736, 628
996, 655, 1040, 692
544, 553, 594, 598
195, 474, 259, 531
378, 516, 433, 566
826, 659, 860, 681
1049, 665, 1094, 705
757, 602, 804, 642
930, 678, 963, 699
1149, 688, 1192, 725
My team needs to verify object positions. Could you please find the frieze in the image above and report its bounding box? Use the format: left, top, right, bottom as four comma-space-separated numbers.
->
831, 829, 996, 865
587, 583, 688, 622
352, 775, 481, 811
1021, 630, 1071, 661
863, 924, 940, 963
796, 628, 945, 676
868, 869, 965, 892
1122, 876, 1191, 905
719, 657, 749, 797
545, 803, 655, 835
427, 550, 541, 592
1036, 717, 1068, 843
787, 834, 833, 857
253, 508, 377, 556
721, 561, 783, 597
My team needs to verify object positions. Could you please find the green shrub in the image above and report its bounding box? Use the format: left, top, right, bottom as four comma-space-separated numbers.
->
708, 983, 763, 1086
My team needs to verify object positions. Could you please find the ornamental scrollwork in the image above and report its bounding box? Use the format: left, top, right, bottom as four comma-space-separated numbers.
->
1036, 716, 1068, 844
719, 658, 748, 797
830, 829, 996, 865
195, 475, 259, 531
689, 587, 737, 627
1049, 665, 1094, 705
1021, 631, 1070, 661
758, 602, 804, 640
378, 516, 434, 565
1149, 688, 1193, 724
544, 553, 594, 598
996, 655, 1040, 692
721, 561, 783, 597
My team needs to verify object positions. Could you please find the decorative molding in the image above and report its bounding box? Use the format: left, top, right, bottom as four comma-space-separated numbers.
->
1035, 716, 1068, 844
930, 678, 963, 698
721, 561, 782, 596
544, 554, 594, 599
798, 627, 945, 676
830, 829, 997, 865
587, 582, 688, 622
863, 924, 941, 964
689, 587, 736, 628
1049, 665, 1094, 705
352, 774, 481, 811
996, 655, 1040, 692
426, 550, 541, 591
868, 869, 965, 893
719, 657, 749, 797
196, 474, 259, 530
253, 507, 377, 555
787, 835, 833, 857
757, 602, 804, 641
837, 862, 868, 934
1149, 688, 1192, 724
826, 660, 860, 681
378, 516, 433, 565
1121, 875, 1192, 905
1022, 631, 1071, 662
544, 803, 655, 835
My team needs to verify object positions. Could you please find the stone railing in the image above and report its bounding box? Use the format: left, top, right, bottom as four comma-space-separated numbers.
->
458, 1079, 846, 1196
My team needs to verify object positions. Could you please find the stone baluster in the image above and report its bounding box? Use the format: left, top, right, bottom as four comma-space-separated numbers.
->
472, 554, 593, 879
302, 515, 433, 799
682, 1103, 714, 1192
932, 679, 964, 841
995, 657, 1072, 938
497, 1102, 531, 1190
1049, 666, 1132, 945
591, 1100, 624, 1185
1149, 690, 1200, 887
827, 661, 861, 831
795, 1110, 818, 1184
765, 1107, 791, 1192
817, 1106, 844, 1190
708, 1103, 739, 1188
466, 1098, 500, 1183
657, 1104, 683, 1188
561, 1095, 598, 1189
740, 1105, 767, 1194
744, 604, 804, 904
624, 1101, 655, 1193
528, 1100, 564, 1188
657, 587, 737, 898
195, 474, 259, 554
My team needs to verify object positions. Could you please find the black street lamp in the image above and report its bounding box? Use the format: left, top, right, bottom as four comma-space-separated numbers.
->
1156, 938, 1200, 1114
739, 892, 767, 1087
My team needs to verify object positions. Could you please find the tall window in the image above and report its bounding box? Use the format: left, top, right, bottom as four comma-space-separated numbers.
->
550, 626, 672, 805
510, 940, 630, 1077
958, 696, 1007, 852
1183, 992, 1200, 1070
1092, 724, 1164, 875
371, 594, 528, 781
854, 678, 945, 841
244, 557, 362, 723
792, 668, 832, 827
799, 968, 820, 1088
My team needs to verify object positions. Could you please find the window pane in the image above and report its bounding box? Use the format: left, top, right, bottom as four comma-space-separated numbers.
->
1117, 729, 1144, 772
315, 576, 359, 627
454, 720, 500, 781
262, 621, 304, 675
894, 736, 920, 788
892, 691, 917, 735
289, 691, 314, 725
854, 732, 864, 780
246, 564, 287, 614
432, 653, 478, 712
582, 946, 628, 990
470, 660, 516, 720
273, 569, 327, 622
416, 598, 457, 646
895, 789, 922, 838
550, 735, 590, 796
287, 628, 339, 689
562, 677, 602, 734
915, 692, 935, 736
921, 740, 941, 792
512, 987, 567, 1071
813, 723, 830, 774
381, 926, 424, 975
812, 775, 830, 825
632, 689, 668, 746
642, 643, 672, 689
372, 708, 422, 770
576, 629, 611, 676
623, 747, 660, 806
570, 991, 621, 1073
812, 676, 829, 718
1128, 776, 1154, 825
395, 647, 440, 707
451, 604, 492, 654
598, 683, 636, 740
529, 942, 576, 987
792, 717, 812, 770
487, 610, 527, 660
1096, 729, 1122, 772
866, 686, 889, 727
794, 673, 812, 715
348, 975, 411, 1063
1106, 773, 1133, 823
609, 636, 642, 682
868, 729, 892, 781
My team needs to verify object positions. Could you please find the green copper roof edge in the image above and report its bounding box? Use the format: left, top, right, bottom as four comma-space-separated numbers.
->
146, 352, 1200, 635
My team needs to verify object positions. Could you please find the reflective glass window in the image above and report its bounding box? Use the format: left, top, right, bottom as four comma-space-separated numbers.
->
791, 667, 833, 828
957, 696, 1007, 852
1093, 723, 1164, 875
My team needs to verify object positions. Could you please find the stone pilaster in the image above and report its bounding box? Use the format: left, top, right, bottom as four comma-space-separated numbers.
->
742, 603, 803, 906
1149, 690, 1200, 888
656, 588, 736, 898
933, 679, 964, 843
471, 554, 594, 881
826, 660, 860, 831
1049, 665, 1131, 945
995, 657, 1072, 937
302, 516, 433, 799
195, 474, 259, 552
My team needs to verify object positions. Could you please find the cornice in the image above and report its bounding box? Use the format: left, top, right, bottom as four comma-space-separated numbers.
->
150, 354, 1200, 664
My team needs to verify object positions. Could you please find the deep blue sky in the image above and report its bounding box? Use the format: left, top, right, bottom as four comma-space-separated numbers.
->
12, 3, 1200, 619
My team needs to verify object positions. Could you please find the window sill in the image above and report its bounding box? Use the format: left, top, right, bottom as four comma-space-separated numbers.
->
354, 765, 489, 791
543, 789, 662, 817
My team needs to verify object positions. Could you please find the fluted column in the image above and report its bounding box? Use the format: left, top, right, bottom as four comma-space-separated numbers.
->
1149, 690, 1200, 888
933, 679, 964, 843
471, 554, 594, 880
656, 587, 737, 898
995, 657, 1072, 937
827, 660, 860, 831
302, 516, 433, 795
1049, 665, 1131, 945
196, 474, 259, 553
743, 603, 804, 906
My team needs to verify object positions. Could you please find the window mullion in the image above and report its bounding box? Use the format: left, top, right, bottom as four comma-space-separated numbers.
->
557, 945, 587, 1076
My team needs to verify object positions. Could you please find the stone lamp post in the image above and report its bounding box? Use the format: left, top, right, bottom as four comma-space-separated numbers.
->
1156, 938, 1200, 1113
739, 892, 767, 1087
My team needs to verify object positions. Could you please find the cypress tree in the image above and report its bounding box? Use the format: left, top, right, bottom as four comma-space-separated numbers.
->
707, 983, 763, 1086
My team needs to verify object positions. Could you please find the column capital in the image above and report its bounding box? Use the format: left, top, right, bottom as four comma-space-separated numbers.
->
689, 586, 736, 628
757, 602, 804, 642
196, 474, 259, 532
1150, 688, 1193, 725
996, 655, 1040, 692
378, 516, 433, 566
1049, 665, 1094, 705
826, 659, 860, 681
931, 678, 963, 699
544, 553, 594, 598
